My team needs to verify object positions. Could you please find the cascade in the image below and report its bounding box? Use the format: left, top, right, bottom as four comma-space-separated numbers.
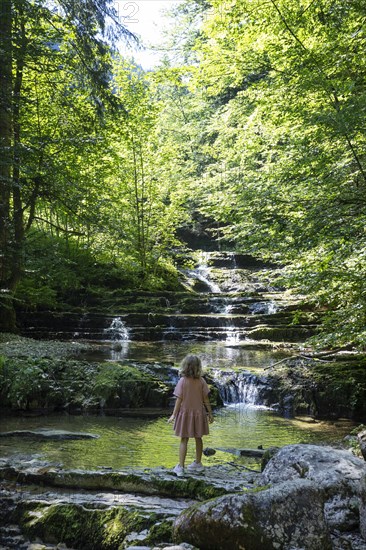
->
225, 326, 241, 344
248, 301, 278, 315
17, 249, 312, 343
104, 317, 129, 342
213, 370, 261, 406
186, 251, 222, 294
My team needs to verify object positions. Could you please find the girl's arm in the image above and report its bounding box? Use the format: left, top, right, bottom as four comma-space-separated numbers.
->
203, 394, 214, 423
168, 396, 182, 423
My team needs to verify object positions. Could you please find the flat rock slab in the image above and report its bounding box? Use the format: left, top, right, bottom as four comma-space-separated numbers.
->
0, 429, 99, 440
0, 482, 194, 516
0, 459, 259, 501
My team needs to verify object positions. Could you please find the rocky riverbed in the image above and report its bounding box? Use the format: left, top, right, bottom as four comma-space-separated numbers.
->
0, 454, 257, 549
1, 330, 366, 549
1, 443, 366, 549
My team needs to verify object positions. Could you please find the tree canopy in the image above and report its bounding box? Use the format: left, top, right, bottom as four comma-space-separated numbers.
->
0, 0, 365, 349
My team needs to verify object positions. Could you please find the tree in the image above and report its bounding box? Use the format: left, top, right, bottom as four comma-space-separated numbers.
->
162, 0, 366, 347
200, 0, 366, 347
93, 59, 187, 287
0, 0, 133, 329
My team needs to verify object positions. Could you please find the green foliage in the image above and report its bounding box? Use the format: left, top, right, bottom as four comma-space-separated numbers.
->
0, 358, 62, 409
0, 357, 171, 411
15, 228, 183, 311
156, 0, 366, 349
3, 0, 366, 349
92, 362, 146, 405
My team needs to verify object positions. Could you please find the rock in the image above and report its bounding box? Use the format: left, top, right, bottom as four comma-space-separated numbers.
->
0, 430, 99, 440
173, 444, 366, 550
261, 444, 365, 488
360, 482, 366, 540
294, 415, 318, 423
215, 447, 265, 458
262, 444, 366, 536
0, 461, 257, 501
357, 430, 366, 461
202, 447, 216, 456
260, 446, 280, 471
174, 481, 332, 549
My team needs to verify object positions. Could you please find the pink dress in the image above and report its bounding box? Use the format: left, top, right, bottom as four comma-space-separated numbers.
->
173, 376, 210, 438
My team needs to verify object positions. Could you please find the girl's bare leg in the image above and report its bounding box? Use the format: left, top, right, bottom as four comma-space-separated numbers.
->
179, 437, 189, 467
195, 437, 203, 463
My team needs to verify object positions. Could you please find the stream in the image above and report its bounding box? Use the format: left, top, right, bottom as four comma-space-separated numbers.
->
0, 341, 353, 471
1, 251, 361, 549
1, 251, 355, 471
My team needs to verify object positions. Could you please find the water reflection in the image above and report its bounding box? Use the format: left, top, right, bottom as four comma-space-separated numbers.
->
1, 342, 354, 471
0, 407, 353, 471
79, 340, 288, 370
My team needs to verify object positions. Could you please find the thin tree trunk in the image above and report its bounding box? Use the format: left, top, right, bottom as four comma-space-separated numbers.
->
10, 2, 27, 290
0, 0, 15, 330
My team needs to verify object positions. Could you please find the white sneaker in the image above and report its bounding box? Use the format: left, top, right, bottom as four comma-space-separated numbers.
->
173, 464, 185, 477
187, 461, 204, 472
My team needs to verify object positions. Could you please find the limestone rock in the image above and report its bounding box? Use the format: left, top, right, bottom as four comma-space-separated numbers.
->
173, 444, 366, 550
0, 429, 99, 440
174, 480, 332, 549
357, 429, 366, 461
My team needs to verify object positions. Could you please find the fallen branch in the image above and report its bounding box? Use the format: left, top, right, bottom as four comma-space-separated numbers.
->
264, 347, 352, 370
264, 355, 300, 370
227, 461, 260, 473
216, 447, 265, 458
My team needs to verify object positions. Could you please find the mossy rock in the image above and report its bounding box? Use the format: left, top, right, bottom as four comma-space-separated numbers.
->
145, 519, 173, 545
310, 359, 366, 419
0, 357, 172, 412
247, 325, 314, 342
260, 447, 280, 471
19, 502, 153, 549
261, 357, 366, 420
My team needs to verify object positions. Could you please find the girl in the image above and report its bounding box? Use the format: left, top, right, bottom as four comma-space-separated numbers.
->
168, 354, 213, 476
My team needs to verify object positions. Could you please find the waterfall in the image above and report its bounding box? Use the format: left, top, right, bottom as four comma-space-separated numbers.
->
225, 326, 241, 344
249, 301, 278, 315
185, 251, 222, 293
213, 370, 260, 406
104, 317, 129, 342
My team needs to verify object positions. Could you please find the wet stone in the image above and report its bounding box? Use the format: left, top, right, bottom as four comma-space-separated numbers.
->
0, 457, 259, 501
0, 430, 99, 440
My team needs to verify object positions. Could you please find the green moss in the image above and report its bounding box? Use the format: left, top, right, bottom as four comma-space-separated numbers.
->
247, 326, 313, 342
0, 356, 171, 411
20, 503, 149, 549
145, 519, 173, 545
260, 447, 280, 471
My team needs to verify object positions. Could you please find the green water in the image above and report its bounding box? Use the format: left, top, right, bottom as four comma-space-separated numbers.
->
0, 407, 353, 471
78, 340, 288, 369
0, 342, 355, 470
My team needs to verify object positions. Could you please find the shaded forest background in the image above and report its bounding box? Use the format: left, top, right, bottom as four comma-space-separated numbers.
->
0, 0, 365, 349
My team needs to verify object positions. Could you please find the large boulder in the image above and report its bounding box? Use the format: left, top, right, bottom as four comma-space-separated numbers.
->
174, 481, 332, 549
261, 444, 366, 536
173, 444, 366, 550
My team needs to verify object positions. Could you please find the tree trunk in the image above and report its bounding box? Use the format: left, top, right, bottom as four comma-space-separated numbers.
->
0, 0, 16, 331
10, 2, 26, 291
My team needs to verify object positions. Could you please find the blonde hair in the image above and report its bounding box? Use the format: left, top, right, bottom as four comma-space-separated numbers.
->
180, 354, 203, 379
